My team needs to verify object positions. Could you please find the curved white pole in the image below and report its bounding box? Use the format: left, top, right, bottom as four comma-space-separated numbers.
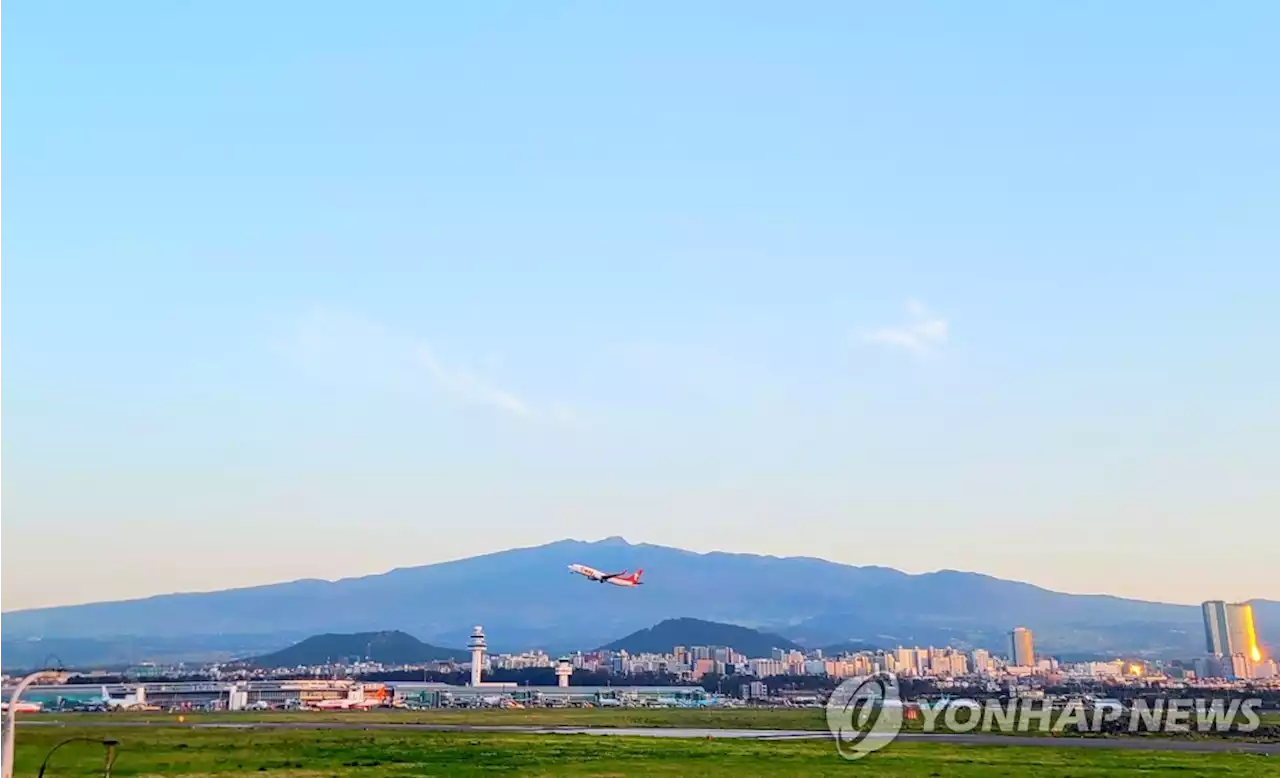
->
2, 670, 61, 778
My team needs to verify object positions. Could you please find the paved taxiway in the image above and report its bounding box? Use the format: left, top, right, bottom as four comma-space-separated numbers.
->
19, 720, 1280, 754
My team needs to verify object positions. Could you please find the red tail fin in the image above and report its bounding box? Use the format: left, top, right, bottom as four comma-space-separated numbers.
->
631, 569, 644, 582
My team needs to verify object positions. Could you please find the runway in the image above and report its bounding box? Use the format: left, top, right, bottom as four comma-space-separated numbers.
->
19, 719, 1280, 754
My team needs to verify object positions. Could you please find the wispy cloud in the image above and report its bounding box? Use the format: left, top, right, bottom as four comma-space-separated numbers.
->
415, 345, 533, 419
859, 300, 950, 355
294, 310, 579, 425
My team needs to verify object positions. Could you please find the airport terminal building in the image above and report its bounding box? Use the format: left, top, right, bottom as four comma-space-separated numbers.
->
4, 680, 710, 710
391, 682, 709, 708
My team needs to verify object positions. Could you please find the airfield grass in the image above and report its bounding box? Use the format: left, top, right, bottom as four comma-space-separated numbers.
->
39, 706, 1280, 737
40, 707, 832, 730
12, 726, 1278, 777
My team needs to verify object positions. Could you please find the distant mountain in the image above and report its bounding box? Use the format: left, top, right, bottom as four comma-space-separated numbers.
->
3, 537, 1276, 661
248, 631, 467, 668
818, 639, 882, 656
0, 633, 300, 673
600, 618, 801, 657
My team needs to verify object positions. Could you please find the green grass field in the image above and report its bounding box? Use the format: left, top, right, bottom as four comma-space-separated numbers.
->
37, 706, 1280, 737
12, 726, 1278, 777
37, 707, 831, 730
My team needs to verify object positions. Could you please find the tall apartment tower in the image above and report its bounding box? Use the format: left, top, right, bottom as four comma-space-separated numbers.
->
1202, 600, 1261, 661
1226, 602, 1261, 662
1203, 601, 1231, 655
1010, 627, 1035, 667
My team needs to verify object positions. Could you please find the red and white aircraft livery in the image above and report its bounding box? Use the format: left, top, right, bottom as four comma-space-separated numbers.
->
307, 686, 390, 710
307, 697, 384, 710
568, 564, 644, 587
0, 701, 42, 713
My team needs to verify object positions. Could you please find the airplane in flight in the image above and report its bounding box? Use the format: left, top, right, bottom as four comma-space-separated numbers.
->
568, 564, 644, 587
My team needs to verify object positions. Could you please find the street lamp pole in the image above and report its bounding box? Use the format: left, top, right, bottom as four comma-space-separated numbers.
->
2, 670, 63, 778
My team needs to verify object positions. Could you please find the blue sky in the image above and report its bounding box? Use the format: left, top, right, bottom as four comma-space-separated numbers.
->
5, 2, 1277, 610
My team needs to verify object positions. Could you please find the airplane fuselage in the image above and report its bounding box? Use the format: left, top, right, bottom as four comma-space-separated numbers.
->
0, 702, 42, 713
568, 563, 643, 587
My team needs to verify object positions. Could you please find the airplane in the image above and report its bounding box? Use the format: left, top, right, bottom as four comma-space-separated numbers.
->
307, 697, 382, 710
99, 686, 152, 711
0, 701, 43, 713
567, 564, 644, 587
306, 690, 388, 710
358, 686, 392, 709
307, 697, 367, 710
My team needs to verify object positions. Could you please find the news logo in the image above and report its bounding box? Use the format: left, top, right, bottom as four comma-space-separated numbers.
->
825, 672, 903, 761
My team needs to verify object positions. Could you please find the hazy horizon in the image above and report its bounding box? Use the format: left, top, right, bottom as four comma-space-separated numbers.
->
5, 3, 1277, 611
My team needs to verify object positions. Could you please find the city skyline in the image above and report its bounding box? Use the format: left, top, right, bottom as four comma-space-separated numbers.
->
18, 636, 1280, 686
6, 2, 1278, 610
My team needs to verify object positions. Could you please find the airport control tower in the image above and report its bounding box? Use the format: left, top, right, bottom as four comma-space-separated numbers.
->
467, 626, 488, 686
555, 657, 573, 688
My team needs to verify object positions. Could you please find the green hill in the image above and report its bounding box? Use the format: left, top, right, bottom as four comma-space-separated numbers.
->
249, 630, 467, 667
599, 618, 801, 658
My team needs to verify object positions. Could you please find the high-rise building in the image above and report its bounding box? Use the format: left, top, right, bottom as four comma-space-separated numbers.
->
1231, 654, 1254, 681
876, 652, 896, 673
895, 647, 916, 675
740, 680, 767, 700
750, 658, 787, 677
1010, 627, 1035, 667
1226, 603, 1261, 663
1203, 601, 1231, 655
1202, 600, 1262, 663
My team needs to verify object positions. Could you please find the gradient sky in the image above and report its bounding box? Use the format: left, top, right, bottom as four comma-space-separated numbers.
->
5, 2, 1278, 612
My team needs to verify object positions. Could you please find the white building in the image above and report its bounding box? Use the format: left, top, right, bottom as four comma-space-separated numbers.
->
749, 659, 788, 677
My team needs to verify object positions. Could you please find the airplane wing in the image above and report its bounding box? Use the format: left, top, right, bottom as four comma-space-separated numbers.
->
599, 570, 627, 581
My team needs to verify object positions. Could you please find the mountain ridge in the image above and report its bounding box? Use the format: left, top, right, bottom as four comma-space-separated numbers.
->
3, 538, 1275, 661
2, 538, 1223, 614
